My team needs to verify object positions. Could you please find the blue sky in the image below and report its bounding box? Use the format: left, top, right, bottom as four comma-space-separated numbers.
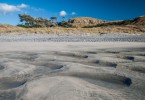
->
0, 0, 145, 25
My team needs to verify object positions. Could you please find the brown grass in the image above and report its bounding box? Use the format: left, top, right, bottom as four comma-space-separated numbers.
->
0, 24, 145, 35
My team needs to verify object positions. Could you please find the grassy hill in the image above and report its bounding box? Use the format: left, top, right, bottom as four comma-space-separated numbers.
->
81, 16, 144, 27
0, 16, 145, 34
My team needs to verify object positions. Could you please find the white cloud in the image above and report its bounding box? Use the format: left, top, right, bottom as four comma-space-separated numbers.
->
17, 3, 28, 8
0, 3, 28, 14
59, 10, 67, 16
71, 12, 76, 15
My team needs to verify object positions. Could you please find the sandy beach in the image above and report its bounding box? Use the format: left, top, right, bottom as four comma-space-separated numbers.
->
0, 0, 145, 99
0, 42, 145, 100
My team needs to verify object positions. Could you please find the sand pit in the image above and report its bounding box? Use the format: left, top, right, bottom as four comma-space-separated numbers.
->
0, 64, 5, 70
0, 42, 145, 100
0, 77, 26, 90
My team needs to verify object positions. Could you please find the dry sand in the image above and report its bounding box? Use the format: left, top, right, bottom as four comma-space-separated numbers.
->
0, 42, 145, 100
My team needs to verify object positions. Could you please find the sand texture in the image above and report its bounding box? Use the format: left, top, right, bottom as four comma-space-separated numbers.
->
0, 34, 145, 42
0, 42, 145, 100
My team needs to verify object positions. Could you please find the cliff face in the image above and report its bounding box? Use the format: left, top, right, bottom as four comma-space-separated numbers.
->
68, 17, 107, 27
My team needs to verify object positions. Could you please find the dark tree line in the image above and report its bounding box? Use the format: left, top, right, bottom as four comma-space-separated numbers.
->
17, 14, 57, 28
17, 14, 74, 28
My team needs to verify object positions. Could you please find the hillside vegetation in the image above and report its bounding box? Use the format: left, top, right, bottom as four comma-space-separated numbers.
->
84, 16, 145, 27
0, 15, 145, 34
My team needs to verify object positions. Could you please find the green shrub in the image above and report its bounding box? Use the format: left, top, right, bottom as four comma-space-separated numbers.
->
82, 26, 94, 28
58, 21, 74, 28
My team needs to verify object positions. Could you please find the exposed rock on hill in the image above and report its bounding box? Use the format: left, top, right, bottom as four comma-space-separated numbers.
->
68, 17, 107, 27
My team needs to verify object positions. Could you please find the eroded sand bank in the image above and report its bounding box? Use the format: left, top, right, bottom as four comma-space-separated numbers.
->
0, 42, 145, 100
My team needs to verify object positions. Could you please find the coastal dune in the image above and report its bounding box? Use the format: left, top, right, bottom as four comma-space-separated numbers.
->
0, 42, 145, 100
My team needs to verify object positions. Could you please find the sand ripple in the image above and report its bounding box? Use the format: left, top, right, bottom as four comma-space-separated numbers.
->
0, 42, 145, 100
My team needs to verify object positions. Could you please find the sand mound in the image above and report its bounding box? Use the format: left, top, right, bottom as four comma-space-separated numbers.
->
55, 51, 88, 58
118, 62, 145, 73
60, 72, 132, 86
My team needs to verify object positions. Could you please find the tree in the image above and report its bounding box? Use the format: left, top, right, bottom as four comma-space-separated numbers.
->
50, 17, 57, 22
18, 14, 56, 28
62, 16, 66, 21
58, 21, 74, 28
18, 14, 35, 27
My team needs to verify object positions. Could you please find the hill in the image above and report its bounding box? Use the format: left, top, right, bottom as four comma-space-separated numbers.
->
82, 16, 145, 33
132, 16, 145, 26
0, 16, 145, 34
95, 16, 145, 27
68, 17, 107, 27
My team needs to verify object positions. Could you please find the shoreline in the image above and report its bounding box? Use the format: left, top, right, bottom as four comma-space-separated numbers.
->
1, 42, 145, 52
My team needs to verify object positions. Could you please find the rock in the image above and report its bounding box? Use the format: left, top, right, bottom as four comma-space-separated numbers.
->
68, 17, 107, 27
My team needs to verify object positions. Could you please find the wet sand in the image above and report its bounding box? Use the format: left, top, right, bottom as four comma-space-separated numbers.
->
0, 42, 145, 100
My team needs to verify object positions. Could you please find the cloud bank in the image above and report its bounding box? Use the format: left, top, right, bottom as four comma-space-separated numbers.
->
0, 3, 28, 14
59, 10, 67, 16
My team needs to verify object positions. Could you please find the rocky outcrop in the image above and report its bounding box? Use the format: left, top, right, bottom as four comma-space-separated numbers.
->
68, 17, 107, 27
